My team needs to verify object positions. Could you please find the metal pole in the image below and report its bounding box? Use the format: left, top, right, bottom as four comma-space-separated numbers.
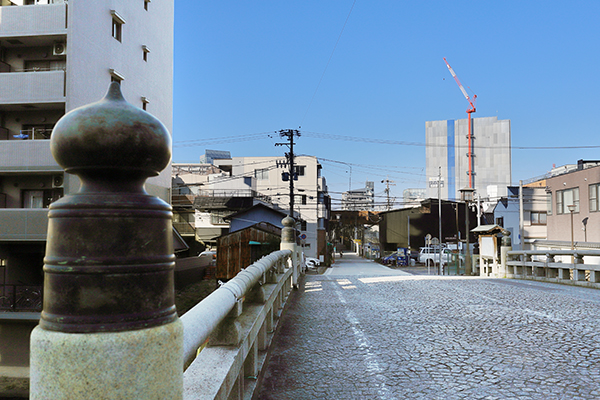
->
519, 180, 524, 250
570, 208, 575, 264
455, 203, 459, 275
407, 214, 410, 253
438, 167, 442, 275
465, 200, 472, 276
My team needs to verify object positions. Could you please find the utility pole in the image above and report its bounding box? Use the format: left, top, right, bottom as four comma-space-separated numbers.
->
381, 178, 395, 211
275, 129, 300, 218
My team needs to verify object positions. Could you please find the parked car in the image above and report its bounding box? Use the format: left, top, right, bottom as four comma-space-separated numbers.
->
419, 247, 450, 266
305, 257, 320, 268
382, 253, 408, 266
418, 247, 464, 266
197, 250, 216, 267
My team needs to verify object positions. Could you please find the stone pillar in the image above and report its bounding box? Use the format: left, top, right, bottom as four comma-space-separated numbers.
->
30, 83, 183, 399
500, 234, 512, 278
280, 216, 298, 288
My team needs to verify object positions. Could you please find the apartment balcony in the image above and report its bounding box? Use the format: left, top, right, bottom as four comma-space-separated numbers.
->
0, 140, 60, 172
173, 221, 196, 236
0, 209, 48, 241
0, 2, 67, 38
0, 70, 65, 105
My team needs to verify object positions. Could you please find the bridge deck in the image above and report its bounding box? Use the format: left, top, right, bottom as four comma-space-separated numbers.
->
257, 253, 600, 399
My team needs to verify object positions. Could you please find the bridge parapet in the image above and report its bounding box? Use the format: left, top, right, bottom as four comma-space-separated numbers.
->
181, 222, 299, 399
503, 249, 600, 288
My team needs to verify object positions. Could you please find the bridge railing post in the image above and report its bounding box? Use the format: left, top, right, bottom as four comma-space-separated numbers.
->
280, 216, 299, 288
30, 83, 183, 399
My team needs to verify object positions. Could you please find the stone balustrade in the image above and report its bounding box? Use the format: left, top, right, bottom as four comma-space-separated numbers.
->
503, 249, 600, 288
181, 248, 295, 399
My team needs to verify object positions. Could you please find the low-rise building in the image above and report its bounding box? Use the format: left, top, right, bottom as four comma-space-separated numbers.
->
214, 155, 331, 259
492, 186, 548, 250
544, 160, 600, 245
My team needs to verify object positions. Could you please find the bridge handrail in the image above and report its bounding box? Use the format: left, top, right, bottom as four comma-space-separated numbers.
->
493, 247, 600, 288
507, 249, 600, 258
181, 249, 292, 369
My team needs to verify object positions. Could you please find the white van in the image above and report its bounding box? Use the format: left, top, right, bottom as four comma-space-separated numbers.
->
418, 247, 451, 266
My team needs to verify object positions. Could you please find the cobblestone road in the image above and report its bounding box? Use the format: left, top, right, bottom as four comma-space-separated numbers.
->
257, 254, 600, 399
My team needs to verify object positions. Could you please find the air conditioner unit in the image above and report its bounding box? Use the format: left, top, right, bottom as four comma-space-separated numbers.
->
52, 175, 64, 188
53, 42, 66, 56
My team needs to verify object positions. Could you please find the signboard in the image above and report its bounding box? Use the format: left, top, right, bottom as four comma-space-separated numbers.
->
428, 177, 444, 188
300, 233, 307, 240
480, 236, 497, 258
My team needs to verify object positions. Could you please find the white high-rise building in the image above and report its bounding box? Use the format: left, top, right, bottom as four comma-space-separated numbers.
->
426, 116, 511, 201
0, 1, 173, 387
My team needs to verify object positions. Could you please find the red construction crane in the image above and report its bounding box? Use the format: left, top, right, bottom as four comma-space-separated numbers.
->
443, 57, 477, 188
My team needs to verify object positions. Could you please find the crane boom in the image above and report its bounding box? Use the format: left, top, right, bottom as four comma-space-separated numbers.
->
443, 57, 476, 111
443, 57, 477, 189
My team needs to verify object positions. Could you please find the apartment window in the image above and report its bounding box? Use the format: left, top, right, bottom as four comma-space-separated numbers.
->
23, 190, 44, 209
142, 45, 150, 62
530, 212, 547, 225
302, 194, 307, 205
556, 187, 579, 214
109, 69, 124, 85
294, 166, 306, 176
255, 168, 269, 180
22, 189, 62, 209
546, 192, 552, 215
495, 217, 504, 227
590, 183, 600, 212
111, 11, 126, 42
300, 221, 307, 231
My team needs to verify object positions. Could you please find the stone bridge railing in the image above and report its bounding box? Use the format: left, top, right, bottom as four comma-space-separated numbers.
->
29, 83, 303, 399
497, 248, 600, 288
181, 248, 295, 399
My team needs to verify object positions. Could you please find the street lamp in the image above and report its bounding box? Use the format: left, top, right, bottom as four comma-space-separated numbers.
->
568, 204, 576, 264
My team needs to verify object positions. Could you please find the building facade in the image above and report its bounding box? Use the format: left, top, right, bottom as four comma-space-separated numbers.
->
426, 116, 511, 201
0, 0, 173, 382
492, 186, 548, 250
342, 181, 374, 211
545, 161, 600, 245
214, 155, 330, 259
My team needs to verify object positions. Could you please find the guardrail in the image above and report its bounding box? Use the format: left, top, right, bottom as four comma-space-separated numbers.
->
503, 249, 600, 288
181, 249, 294, 399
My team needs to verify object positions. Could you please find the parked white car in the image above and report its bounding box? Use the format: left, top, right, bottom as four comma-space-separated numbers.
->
418, 247, 451, 266
305, 257, 320, 268
419, 247, 464, 266
197, 250, 216, 267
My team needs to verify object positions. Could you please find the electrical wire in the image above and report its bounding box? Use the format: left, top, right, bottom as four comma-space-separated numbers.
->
299, 0, 357, 128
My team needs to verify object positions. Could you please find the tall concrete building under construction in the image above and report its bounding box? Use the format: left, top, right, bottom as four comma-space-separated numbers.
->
425, 116, 511, 201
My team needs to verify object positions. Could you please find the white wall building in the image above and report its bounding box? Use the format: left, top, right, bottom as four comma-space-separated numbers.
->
342, 181, 374, 211
214, 155, 330, 258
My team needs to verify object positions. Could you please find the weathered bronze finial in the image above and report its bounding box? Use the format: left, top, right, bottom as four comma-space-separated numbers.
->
42, 83, 176, 333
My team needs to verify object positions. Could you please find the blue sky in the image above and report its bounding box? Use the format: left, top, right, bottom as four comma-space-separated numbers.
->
173, 1, 600, 207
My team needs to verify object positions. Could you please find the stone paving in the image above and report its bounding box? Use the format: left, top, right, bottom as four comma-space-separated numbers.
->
257, 254, 600, 399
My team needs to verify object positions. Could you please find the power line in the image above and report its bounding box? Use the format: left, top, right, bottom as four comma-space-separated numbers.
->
173, 129, 600, 151
299, 0, 357, 128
